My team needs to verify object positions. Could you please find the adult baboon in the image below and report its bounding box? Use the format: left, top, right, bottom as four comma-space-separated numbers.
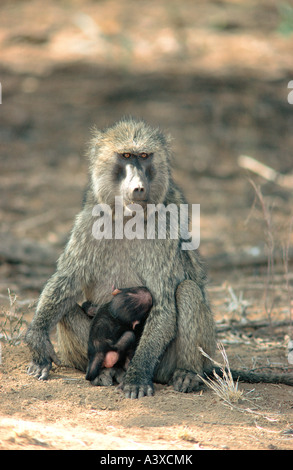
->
25, 117, 293, 398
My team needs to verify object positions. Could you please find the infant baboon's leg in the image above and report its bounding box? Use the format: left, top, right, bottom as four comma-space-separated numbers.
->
57, 304, 91, 371
172, 280, 216, 392
114, 331, 136, 354
102, 331, 136, 368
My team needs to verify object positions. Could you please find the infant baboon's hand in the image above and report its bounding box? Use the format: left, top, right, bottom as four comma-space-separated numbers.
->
25, 328, 60, 380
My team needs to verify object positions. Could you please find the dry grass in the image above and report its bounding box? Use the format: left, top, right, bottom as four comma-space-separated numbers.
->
199, 343, 244, 406
248, 179, 276, 323
0, 289, 28, 345
248, 178, 293, 349
198, 344, 280, 422
176, 427, 198, 443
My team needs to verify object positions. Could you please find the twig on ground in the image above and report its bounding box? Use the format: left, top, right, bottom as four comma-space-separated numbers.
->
238, 155, 293, 190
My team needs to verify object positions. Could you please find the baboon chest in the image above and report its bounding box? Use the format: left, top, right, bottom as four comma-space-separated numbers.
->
87, 237, 181, 304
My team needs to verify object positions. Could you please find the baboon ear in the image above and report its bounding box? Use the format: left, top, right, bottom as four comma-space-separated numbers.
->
90, 126, 104, 142
87, 126, 104, 162
165, 132, 173, 146
161, 131, 174, 163
157, 129, 173, 152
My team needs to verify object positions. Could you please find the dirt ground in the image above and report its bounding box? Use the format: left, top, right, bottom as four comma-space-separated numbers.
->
1, 0, 293, 451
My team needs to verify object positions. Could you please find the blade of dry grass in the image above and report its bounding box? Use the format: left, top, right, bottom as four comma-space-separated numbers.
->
199, 343, 243, 406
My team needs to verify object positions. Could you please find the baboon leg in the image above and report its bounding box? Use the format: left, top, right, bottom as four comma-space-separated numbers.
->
153, 340, 177, 385
57, 304, 91, 371
172, 279, 216, 392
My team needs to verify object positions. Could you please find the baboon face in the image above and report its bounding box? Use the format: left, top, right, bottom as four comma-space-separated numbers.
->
89, 118, 171, 208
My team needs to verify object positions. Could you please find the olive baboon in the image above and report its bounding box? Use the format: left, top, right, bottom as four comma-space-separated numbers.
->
85, 286, 153, 383
25, 117, 293, 398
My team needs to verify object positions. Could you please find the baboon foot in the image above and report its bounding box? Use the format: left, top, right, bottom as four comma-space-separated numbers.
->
172, 369, 205, 393
90, 367, 126, 387
91, 369, 114, 386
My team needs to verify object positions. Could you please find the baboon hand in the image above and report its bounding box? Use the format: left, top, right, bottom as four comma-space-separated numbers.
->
121, 383, 154, 399
25, 328, 60, 380
119, 371, 154, 398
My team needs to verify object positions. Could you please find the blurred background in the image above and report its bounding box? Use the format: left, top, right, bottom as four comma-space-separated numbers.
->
1, 0, 293, 326
2, 2, 293, 448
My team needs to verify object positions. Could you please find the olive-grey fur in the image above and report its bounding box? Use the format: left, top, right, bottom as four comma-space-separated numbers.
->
25, 117, 293, 396
25, 117, 215, 396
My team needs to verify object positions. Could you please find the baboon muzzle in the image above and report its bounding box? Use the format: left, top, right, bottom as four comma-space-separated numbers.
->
123, 164, 149, 203
132, 185, 146, 201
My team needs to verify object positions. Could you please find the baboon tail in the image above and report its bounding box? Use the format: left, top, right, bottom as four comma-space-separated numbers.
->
208, 366, 293, 387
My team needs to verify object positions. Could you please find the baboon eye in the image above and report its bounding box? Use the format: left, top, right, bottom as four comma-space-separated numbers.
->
139, 153, 149, 158
122, 153, 131, 158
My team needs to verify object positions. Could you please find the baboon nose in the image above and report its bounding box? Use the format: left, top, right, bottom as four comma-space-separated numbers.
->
132, 186, 146, 201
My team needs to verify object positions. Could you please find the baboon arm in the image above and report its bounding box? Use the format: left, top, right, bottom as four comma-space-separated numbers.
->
121, 305, 177, 398
31, 270, 83, 331
25, 263, 84, 379
26, 222, 90, 334
86, 351, 105, 381
25, 211, 94, 380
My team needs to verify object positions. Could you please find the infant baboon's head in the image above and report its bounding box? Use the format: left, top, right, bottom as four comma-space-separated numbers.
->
110, 286, 153, 327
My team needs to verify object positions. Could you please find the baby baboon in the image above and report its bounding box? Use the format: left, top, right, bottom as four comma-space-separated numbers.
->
84, 286, 153, 383
25, 117, 293, 397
